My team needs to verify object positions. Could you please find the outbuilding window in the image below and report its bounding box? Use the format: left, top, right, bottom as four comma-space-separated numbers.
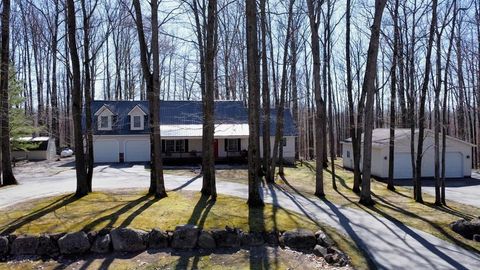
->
346, 151, 350, 158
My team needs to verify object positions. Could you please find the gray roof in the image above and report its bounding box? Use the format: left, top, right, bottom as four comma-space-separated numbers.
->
91, 100, 297, 136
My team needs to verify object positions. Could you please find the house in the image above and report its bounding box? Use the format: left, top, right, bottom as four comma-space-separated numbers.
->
91, 100, 297, 164
341, 128, 474, 179
11, 136, 57, 161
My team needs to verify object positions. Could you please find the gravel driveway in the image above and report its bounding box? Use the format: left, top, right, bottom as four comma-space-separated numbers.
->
1, 159, 479, 270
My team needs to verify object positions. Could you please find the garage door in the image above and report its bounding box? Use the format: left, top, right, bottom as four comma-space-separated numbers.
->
125, 140, 150, 162
394, 153, 413, 179
93, 139, 119, 163
444, 152, 463, 178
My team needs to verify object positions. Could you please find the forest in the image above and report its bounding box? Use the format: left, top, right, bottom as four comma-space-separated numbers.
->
0, 0, 479, 207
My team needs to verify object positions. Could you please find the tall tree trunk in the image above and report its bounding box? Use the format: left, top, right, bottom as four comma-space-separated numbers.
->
0, 0, 16, 186
246, 0, 263, 206
66, 0, 88, 197
133, 0, 167, 198
260, 0, 272, 183
414, 0, 437, 203
201, 0, 217, 198
51, 0, 60, 150
359, 0, 387, 206
387, 0, 399, 191
306, 0, 325, 197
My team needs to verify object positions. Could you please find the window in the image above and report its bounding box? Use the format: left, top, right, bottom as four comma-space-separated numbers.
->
346, 151, 350, 158
99, 115, 111, 130
163, 140, 187, 153
282, 138, 287, 147
133, 116, 141, 128
225, 139, 240, 152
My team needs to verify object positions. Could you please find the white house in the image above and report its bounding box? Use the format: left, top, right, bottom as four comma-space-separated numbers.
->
11, 136, 57, 161
341, 128, 474, 179
91, 100, 297, 164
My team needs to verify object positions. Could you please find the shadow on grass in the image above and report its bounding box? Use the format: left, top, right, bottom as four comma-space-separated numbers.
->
248, 191, 269, 270
0, 194, 80, 235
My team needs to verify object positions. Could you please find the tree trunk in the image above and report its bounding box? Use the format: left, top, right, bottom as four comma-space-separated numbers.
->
0, 0, 16, 186
246, 0, 263, 206
359, 0, 387, 206
414, 0, 437, 203
66, 0, 88, 197
201, 0, 217, 198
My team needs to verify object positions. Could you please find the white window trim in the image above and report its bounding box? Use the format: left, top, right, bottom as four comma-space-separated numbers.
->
98, 115, 112, 130
128, 105, 146, 131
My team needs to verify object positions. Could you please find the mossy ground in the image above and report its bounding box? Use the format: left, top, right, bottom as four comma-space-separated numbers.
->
0, 190, 364, 269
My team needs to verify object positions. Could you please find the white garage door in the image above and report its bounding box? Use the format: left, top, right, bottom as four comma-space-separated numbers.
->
394, 153, 413, 179
125, 140, 150, 162
93, 139, 119, 163
444, 152, 463, 178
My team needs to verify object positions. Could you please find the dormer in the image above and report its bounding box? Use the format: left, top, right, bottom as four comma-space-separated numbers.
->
94, 105, 114, 131
128, 105, 147, 130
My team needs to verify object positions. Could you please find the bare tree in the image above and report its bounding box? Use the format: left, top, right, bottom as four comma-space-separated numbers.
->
359, 0, 387, 206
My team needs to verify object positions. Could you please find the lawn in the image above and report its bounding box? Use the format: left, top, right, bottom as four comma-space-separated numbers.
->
204, 160, 480, 253
0, 190, 367, 269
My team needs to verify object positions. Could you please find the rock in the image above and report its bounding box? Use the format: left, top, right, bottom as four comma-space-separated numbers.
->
146, 229, 169, 249
450, 218, 480, 239
58, 232, 91, 254
473, 234, 480, 242
10, 235, 39, 255
315, 230, 334, 247
325, 246, 348, 266
313, 244, 328, 257
0, 236, 8, 256
198, 231, 216, 249
171, 225, 199, 249
211, 228, 240, 248
36, 235, 59, 255
280, 229, 316, 250
240, 232, 264, 246
265, 231, 280, 246
110, 228, 147, 252
91, 234, 111, 254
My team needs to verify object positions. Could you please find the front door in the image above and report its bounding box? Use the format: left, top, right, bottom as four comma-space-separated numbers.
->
214, 139, 219, 159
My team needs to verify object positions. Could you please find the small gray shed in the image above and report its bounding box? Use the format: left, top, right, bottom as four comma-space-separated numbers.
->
11, 136, 57, 161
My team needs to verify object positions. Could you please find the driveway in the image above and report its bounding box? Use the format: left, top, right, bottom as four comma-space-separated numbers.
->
394, 173, 480, 208
1, 160, 479, 270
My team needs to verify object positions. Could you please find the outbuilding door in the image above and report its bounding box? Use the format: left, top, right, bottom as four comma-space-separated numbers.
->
125, 139, 151, 162
93, 139, 119, 163
444, 152, 463, 178
394, 153, 413, 179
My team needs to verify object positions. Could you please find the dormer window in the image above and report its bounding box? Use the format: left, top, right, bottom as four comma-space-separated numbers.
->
128, 104, 146, 131
94, 104, 114, 131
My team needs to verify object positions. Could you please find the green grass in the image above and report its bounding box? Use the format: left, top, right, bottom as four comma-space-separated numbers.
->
209, 160, 480, 254
0, 190, 368, 269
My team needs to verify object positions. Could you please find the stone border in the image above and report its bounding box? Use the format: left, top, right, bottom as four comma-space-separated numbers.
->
0, 226, 349, 267
450, 218, 480, 242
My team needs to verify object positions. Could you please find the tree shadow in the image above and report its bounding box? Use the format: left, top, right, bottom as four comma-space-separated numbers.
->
0, 194, 80, 235
248, 192, 269, 270
170, 174, 202, 192
175, 194, 216, 270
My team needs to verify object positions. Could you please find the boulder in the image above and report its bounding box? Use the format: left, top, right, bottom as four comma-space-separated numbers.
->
58, 232, 91, 254
265, 231, 280, 246
315, 230, 334, 247
91, 234, 111, 254
171, 225, 199, 249
198, 231, 216, 249
10, 235, 39, 255
240, 232, 264, 246
36, 235, 59, 256
280, 229, 316, 250
313, 244, 328, 257
473, 234, 480, 242
324, 252, 348, 266
0, 236, 8, 256
110, 228, 147, 252
211, 228, 240, 248
146, 229, 169, 249
450, 218, 480, 239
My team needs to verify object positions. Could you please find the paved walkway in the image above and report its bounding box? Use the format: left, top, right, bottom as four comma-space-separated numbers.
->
1, 163, 479, 270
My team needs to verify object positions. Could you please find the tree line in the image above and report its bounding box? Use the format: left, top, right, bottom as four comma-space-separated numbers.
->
0, 0, 479, 206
